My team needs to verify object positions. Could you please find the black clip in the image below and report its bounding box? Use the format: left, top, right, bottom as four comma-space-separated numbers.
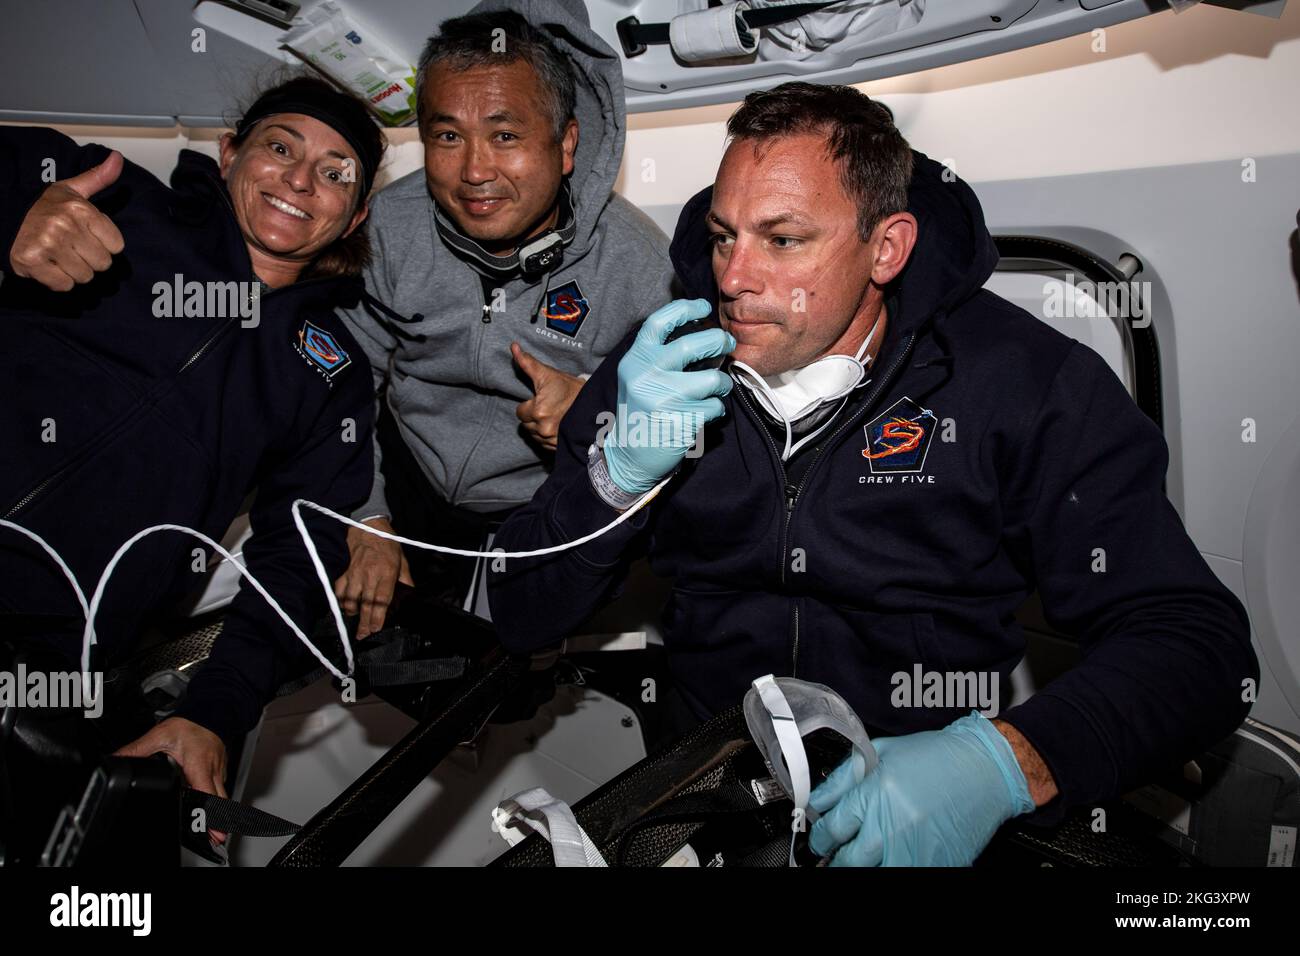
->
616, 16, 648, 58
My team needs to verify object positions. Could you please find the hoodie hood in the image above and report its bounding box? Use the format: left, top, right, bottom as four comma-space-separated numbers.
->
449, 0, 629, 259
669, 150, 1000, 343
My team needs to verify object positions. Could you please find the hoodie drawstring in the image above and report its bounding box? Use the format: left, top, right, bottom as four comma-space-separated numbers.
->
530, 266, 557, 325
362, 289, 426, 342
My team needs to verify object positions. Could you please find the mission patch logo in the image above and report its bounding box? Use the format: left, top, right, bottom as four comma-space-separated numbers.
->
862, 397, 937, 475
294, 320, 351, 381
543, 281, 590, 337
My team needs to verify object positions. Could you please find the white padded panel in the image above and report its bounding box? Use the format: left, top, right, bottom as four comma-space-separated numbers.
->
984, 269, 1133, 395
1242, 412, 1300, 732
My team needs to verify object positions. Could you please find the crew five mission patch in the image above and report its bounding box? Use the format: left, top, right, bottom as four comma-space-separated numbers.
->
862, 397, 937, 474
294, 320, 351, 383
543, 280, 590, 337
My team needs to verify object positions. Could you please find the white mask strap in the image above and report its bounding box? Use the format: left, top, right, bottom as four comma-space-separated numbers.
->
853, 310, 885, 364
783, 391, 855, 461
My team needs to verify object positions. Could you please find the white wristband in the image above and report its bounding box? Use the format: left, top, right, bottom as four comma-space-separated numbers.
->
586, 443, 643, 512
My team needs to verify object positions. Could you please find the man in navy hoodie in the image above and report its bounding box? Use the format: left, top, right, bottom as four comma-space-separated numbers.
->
487, 83, 1258, 865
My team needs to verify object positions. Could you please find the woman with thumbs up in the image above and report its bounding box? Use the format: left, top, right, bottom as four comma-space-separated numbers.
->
0, 75, 388, 857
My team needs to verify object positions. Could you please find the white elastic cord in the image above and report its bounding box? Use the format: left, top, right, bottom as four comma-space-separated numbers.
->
289, 473, 673, 674
779, 408, 793, 462
782, 392, 853, 462
84, 523, 354, 704
752, 674, 811, 867
0, 520, 92, 700
490, 787, 607, 867
756, 386, 843, 463
5, 472, 673, 716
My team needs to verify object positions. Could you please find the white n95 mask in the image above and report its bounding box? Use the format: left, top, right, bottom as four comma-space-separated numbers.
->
730, 314, 882, 461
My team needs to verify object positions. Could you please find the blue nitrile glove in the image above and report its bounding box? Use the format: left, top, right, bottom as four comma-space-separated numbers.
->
808, 711, 1036, 866
602, 298, 736, 495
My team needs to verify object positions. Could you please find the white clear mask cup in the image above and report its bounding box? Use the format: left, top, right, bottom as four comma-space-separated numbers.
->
742, 675, 878, 826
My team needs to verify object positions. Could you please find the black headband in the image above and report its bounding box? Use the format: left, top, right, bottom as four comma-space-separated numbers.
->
236, 89, 382, 195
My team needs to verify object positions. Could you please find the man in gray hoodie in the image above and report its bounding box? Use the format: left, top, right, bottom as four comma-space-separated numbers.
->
336, 0, 677, 635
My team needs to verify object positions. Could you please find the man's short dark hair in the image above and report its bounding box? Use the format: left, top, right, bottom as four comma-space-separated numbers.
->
415, 10, 577, 142
726, 83, 913, 241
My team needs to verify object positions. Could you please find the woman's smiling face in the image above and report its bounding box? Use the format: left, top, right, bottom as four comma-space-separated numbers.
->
219, 113, 368, 272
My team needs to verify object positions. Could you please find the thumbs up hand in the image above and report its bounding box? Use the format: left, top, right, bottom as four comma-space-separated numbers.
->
512, 341, 587, 453
9, 150, 127, 291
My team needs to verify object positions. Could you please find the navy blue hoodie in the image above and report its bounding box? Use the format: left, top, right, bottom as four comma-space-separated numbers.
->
0, 127, 373, 745
487, 151, 1258, 823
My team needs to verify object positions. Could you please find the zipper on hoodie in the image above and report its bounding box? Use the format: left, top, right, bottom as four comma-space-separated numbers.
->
177, 317, 237, 373
5, 320, 236, 518
472, 275, 490, 384
732, 384, 793, 584
4, 450, 104, 519
785, 333, 916, 676
446, 277, 500, 503
734, 332, 917, 677
176, 275, 337, 375
5, 267, 339, 518
4, 316, 236, 519
732, 383, 803, 676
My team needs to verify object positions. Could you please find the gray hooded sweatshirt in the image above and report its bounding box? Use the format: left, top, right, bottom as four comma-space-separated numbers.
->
339, 0, 677, 517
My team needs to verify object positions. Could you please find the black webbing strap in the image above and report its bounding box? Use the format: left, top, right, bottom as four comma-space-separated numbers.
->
736, 1, 850, 28
614, 777, 770, 865
736, 833, 794, 867
275, 628, 466, 698
616, 1, 848, 58
362, 655, 465, 687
